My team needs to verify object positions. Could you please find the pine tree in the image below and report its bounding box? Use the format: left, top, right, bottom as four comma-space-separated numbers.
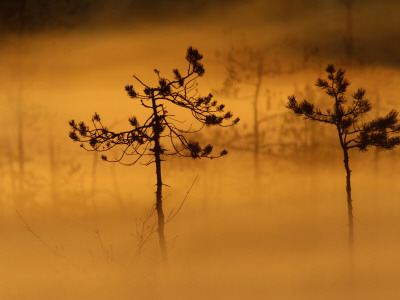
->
287, 64, 400, 254
69, 47, 239, 265
217, 41, 280, 182
217, 37, 319, 192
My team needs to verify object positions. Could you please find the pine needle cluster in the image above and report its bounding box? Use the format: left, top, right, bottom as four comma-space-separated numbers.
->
287, 64, 400, 152
69, 47, 239, 165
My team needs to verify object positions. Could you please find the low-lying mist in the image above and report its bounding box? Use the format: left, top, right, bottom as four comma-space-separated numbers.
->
1, 4, 400, 298
2, 151, 400, 300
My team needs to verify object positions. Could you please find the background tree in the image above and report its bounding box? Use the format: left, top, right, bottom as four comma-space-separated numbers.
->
69, 47, 239, 265
216, 36, 321, 190
287, 64, 400, 256
217, 40, 281, 182
0, 0, 95, 210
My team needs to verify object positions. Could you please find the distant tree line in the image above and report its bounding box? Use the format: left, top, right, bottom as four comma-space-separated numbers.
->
0, 0, 244, 35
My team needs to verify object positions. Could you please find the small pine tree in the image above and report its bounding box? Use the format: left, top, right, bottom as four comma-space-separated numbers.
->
69, 47, 239, 265
287, 64, 400, 254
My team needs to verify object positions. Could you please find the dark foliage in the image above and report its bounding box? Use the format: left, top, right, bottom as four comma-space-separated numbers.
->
69, 47, 238, 264
69, 46, 239, 165
287, 64, 400, 152
287, 64, 400, 254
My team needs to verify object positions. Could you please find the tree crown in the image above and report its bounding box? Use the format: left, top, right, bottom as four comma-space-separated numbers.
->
69, 47, 239, 165
287, 64, 400, 151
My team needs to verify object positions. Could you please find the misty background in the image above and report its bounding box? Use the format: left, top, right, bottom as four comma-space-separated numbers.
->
1, 0, 400, 299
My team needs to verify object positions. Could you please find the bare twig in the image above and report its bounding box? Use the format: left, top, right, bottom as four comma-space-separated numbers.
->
167, 235, 179, 253
94, 228, 121, 265
16, 210, 78, 269
131, 176, 198, 263
166, 175, 198, 224
95, 228, 107, 260
131, 205, 157, 263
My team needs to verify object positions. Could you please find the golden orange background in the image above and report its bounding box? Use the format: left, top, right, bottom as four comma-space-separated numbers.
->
1, 1, 400, 299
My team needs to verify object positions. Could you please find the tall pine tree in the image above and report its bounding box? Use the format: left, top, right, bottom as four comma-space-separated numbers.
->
69, 47, 239, 264
287, 64, 400, 255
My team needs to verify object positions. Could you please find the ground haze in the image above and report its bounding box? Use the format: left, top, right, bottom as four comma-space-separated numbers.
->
1, 1, 400, 299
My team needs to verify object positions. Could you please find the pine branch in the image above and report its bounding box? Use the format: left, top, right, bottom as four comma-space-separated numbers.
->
287, 64, 400, 153
69, 46, 239, 165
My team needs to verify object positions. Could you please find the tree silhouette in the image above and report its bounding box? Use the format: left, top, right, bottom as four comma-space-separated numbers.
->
1, 0, 94, 210
69, 47, 239, 265
217, 40, 281, 182
217, 36, 321, 191
287, 64, 400, 254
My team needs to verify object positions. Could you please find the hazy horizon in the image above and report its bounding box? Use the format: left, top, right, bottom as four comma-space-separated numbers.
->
1, 0, 400, 299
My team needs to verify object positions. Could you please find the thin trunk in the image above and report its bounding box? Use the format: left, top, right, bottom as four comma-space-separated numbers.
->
0, 157, 4, 216
253, 63, 263, 185
151, 91, 168, 265
91, 152, 98, 218
374, 92, 381, 174
16, 0, 27, 210
337, 125, 354, 257
110, 165, 125, 212
49, 126, 58, 209
5, 138, 17, 207
343, 147, 354, 253
17, 107, 24, 208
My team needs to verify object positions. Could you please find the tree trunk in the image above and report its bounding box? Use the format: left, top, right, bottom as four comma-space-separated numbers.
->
91, 152, 98, 218
253, 63, 263, 187
151, 91, 168, 265
111, 165, 125, 212
5, 139, 17, 207
337, 123, 354, 257
0, 155, 4, 216
16, 0, 27, 210
17, 106, 24, 209
49, 124, 59, 210
374, 92, 381, 175
342, 147, 354, 254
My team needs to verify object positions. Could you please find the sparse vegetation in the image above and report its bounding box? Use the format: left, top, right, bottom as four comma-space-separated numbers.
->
2, 1, 400, 297
287, 64, 400, 253
216, 40, 281, 180
69, 46, 239, 265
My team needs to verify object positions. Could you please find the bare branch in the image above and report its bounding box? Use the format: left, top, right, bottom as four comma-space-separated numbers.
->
166, 176, 198, 224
